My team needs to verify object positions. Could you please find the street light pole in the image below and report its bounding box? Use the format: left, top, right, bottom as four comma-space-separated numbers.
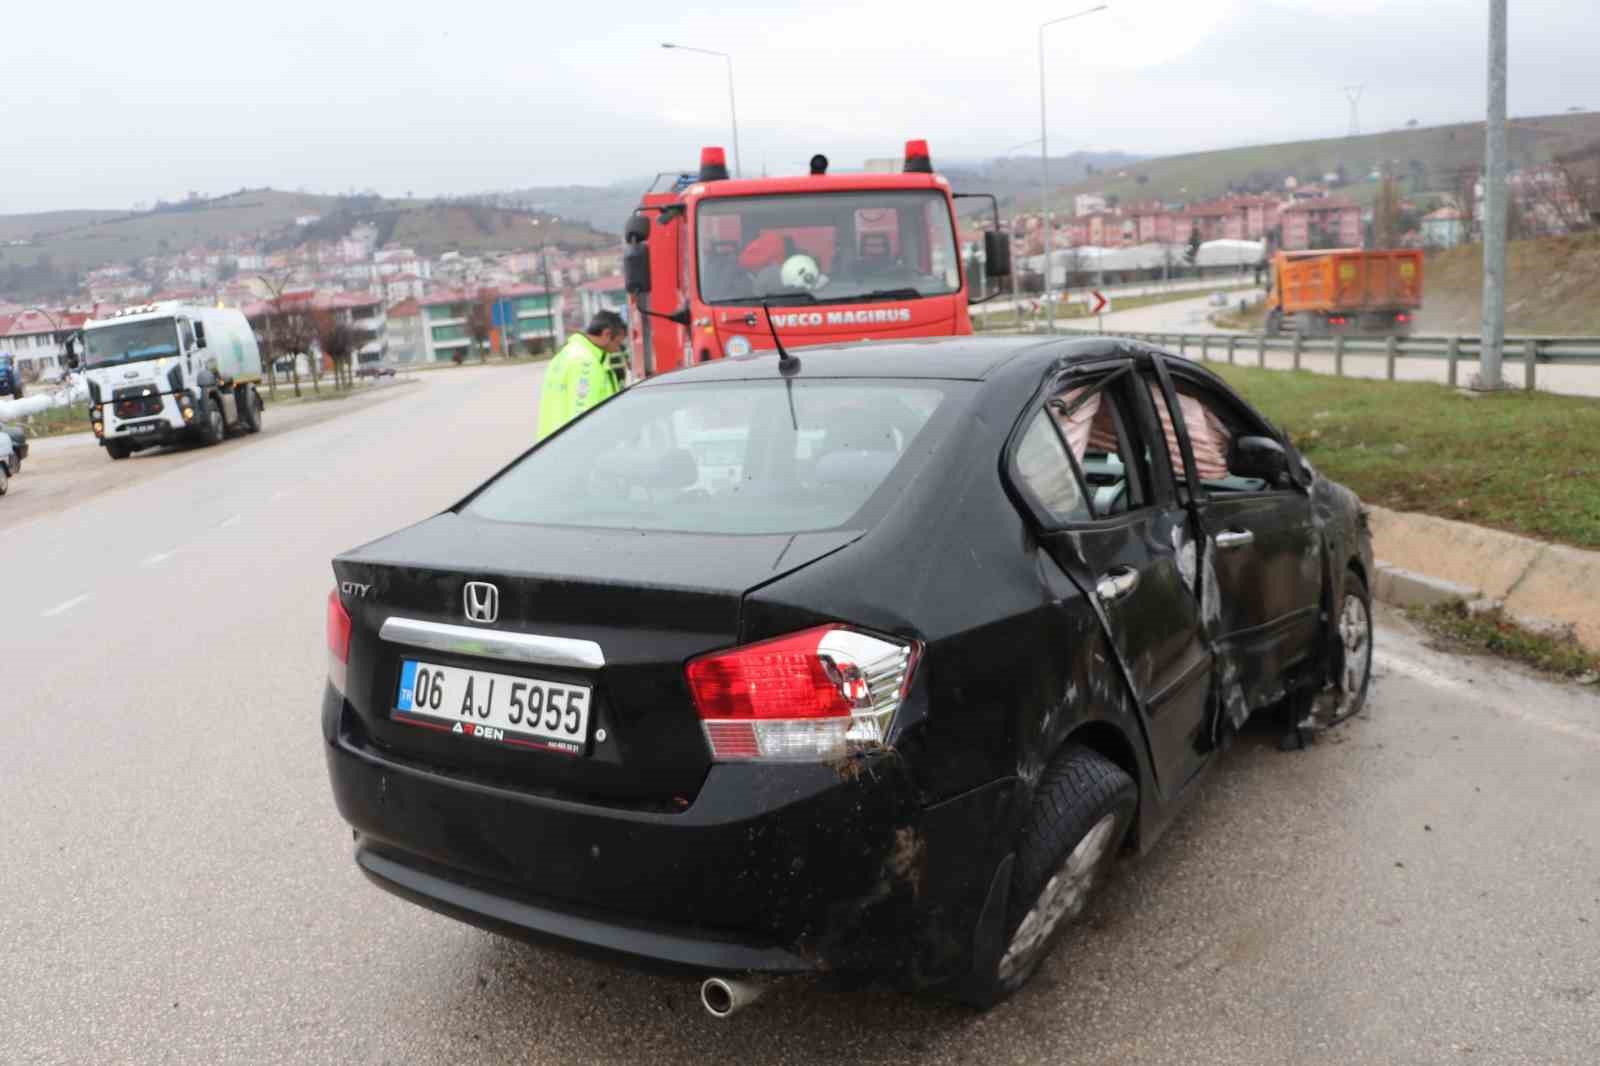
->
1479, 0, 1508, 390
1038, 4, 1109, 334
662, 43, 741, 178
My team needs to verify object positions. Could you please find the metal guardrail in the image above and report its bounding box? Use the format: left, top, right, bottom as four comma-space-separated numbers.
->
1050, 328, 1600, 391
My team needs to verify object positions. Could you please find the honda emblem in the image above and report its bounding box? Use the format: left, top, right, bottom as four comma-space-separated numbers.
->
463, 581, 499, 624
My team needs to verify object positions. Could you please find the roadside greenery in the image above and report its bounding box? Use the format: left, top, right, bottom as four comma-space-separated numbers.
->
1406, 602, 1600, 681
14, 402, 90, 438
1213, 365, 1600, 550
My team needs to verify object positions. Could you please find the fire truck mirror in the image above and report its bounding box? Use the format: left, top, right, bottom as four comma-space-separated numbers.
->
624, 245, 652, 294
624, 214, 651, 245
984, 231, 1012, 279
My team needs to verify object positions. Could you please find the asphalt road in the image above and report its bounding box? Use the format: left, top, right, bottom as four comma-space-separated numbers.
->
3, 362, 1598, 1065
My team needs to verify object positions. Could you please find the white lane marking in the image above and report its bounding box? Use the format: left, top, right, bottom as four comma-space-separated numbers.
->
270, 489, 293, 501
142, 549, 178, 567
1375, 650, 1600, 750
217, 514, 240, 528
41, 594, 90, 618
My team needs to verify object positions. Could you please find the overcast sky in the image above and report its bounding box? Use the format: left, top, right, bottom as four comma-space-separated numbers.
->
8, 0, 1595, 213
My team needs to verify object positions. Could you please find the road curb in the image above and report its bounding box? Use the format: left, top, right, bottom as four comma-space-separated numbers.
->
1368, 504, 1600, 651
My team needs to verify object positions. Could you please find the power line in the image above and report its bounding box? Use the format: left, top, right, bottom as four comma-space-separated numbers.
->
1343, 84, 1366, 137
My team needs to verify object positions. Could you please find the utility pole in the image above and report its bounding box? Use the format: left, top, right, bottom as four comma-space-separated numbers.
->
1038, 5, 1109, 335
540, 249, 558, 356
1478, 0, 1508, 390
1342, 84, 1365, 137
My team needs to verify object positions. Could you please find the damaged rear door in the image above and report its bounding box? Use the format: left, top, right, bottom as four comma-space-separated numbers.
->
1009, 359, 1213, 802
1149, 360, 1323, 720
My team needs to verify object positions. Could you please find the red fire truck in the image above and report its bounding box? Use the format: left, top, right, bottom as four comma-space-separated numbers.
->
622, 140, 1010, 378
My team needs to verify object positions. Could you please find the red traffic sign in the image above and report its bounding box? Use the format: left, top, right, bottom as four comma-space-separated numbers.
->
1090, 290, 1108, 315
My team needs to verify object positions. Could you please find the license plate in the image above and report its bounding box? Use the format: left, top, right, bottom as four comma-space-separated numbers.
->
393, 660, 591, 755
129, 423, 157, 434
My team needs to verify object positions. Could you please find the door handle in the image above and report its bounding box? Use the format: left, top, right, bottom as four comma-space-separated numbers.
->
1096, 567, 1140, 604
1216, 529, 1255, 550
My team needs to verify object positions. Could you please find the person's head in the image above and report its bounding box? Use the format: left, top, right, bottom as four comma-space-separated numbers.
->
586, 310, 627, 353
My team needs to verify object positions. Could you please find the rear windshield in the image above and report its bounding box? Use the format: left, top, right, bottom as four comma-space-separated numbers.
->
466, 380, 952, 535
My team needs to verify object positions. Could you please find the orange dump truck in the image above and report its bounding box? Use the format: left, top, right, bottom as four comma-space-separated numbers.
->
1263, 249, 1423, 337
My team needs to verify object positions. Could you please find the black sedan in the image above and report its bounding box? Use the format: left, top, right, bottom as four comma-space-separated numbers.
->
322, 336, 1373, 1010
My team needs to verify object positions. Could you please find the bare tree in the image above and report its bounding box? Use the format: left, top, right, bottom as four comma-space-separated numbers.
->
256, 271, 303, 397
312, 308, 361, 390
286, 311, 320, 395
466, 290, 495, 362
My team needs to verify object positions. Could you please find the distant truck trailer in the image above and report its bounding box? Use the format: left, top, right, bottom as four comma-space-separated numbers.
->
1263, 249, 1423, 337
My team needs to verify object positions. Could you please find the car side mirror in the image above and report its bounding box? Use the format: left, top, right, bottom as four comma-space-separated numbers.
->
1231, 435, 1290, 485
64, 335, 81, 371
623, 244, 651, 295
983, 231, 1011, 279
193, 321, 208, 349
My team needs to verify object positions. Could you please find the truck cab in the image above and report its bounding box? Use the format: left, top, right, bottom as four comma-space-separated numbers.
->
76, 303, 265, 460
623, 140, 1009, 378
0, 354, 20, 399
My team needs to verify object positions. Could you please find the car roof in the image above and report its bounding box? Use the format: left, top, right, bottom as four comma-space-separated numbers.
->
635, 335, 1122, 384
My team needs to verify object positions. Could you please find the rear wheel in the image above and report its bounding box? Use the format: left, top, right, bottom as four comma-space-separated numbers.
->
0, 464, 9, 494
106, 440, 131, 461
961, 746, 1136, 1008
238, 386, 261, 433
1264, 308, 1283, 336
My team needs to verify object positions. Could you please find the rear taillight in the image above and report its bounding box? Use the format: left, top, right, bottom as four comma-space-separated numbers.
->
326, 589, 352, 694
686, 625, 918, 761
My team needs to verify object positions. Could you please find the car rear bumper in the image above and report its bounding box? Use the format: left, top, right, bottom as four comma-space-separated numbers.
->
354, 840, 819, 974
322, 685, 1014, 981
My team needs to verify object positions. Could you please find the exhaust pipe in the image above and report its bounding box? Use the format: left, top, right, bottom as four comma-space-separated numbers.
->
700, 976, 764, 1018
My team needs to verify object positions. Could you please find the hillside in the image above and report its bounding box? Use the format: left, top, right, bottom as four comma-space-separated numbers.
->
0, 209, 126, 244
0, 188, 617, 300
1056, 111, 1600, 210
1417, 232, 1600, 335
486, 151, 1146, 230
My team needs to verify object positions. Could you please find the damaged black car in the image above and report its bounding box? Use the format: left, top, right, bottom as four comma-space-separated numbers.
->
321, 336, 1373, 1010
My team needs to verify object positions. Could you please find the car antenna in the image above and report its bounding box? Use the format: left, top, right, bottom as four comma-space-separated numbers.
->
760, 300, 801, 430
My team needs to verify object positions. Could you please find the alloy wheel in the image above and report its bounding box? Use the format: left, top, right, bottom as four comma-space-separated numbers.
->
997, 811, 1119, 981
1330, 592, 1371, 723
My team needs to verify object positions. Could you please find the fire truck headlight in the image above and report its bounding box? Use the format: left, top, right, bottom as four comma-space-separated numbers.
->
725, 335, 752, 358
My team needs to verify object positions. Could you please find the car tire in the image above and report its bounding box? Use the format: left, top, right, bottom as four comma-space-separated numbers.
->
0, 464, 9, 494
961, 746, 1136, 1008
238, 386, 261, 434
201, 396, 225, 445
1326, 568, 1374, 725
106, 440, 131, 461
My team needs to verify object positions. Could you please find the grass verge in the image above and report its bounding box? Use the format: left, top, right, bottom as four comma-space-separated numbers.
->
1405, 602, 1600, 681
12, 402, 90, 438
261, 378, 419, 407
1210, 364, 1600, 550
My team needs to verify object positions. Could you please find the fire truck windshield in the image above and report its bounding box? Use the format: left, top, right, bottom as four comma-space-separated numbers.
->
696, 190, 961, 306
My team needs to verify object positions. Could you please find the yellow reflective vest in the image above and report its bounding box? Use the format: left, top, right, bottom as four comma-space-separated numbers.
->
537, 333, 619, 441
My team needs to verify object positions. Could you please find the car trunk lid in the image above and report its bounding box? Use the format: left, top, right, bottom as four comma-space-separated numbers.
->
333, 512, 859, 806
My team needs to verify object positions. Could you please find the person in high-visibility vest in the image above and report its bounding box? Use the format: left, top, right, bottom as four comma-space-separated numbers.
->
537, 310, 626, 441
